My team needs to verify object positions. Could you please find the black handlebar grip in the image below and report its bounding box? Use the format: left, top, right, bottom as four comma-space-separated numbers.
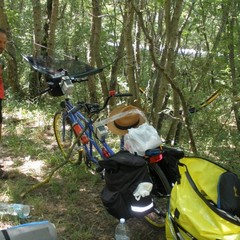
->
114, 93, 133, 97
72, 78, 89, 83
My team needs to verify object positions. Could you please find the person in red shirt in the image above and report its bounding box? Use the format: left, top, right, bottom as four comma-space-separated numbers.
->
0, 29, 8, 179
0, 28, 7, 142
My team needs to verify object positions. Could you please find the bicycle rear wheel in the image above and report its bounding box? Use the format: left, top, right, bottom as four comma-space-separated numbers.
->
53, 111, 83, 164
145, 163, 171, 228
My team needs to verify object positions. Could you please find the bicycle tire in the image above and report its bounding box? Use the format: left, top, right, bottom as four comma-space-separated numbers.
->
53, 111, 83, 164
144, 163, 171, 228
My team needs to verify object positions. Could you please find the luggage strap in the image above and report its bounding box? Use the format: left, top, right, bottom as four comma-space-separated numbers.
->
169, 212, 197, 240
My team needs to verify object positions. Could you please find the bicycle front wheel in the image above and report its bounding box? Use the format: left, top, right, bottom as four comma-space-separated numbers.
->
53, 111, 83, 164
145, 163, 171, 228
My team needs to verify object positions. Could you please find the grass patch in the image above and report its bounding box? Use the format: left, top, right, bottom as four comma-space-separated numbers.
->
0, 98, 239, 239
0, 100, 165, 239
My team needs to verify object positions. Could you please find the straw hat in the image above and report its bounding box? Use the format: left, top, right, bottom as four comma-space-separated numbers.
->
107, 105, 146, 135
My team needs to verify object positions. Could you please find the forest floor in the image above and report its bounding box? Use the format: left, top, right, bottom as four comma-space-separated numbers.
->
0, 111, 165, 240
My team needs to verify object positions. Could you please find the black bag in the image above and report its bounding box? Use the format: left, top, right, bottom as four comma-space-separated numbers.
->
158, 146, 184, 186
45, 76, 64, 97
217, 171, 240, 216
150, 146, 184, 195
101, 187, 132, 219
99, 150, 153, 219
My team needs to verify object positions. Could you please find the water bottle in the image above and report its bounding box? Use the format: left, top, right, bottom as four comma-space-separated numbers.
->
0, 203, 30, 219
115, 218, 130, 240
0, 221, 58, 240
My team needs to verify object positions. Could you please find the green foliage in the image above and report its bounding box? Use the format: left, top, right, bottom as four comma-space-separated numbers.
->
2, 0, 239, 161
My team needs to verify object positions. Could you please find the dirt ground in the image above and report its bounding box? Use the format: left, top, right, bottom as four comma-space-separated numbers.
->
0, 126, 166, 240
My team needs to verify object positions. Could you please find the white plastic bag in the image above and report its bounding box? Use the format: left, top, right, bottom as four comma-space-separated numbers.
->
133, 182, 153, 201
124, 123, 162, 156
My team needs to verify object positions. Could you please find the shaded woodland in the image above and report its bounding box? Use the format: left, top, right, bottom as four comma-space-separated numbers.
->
0, 0, 239, 161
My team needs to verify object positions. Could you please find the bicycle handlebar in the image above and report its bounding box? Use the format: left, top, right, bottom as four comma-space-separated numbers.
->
114, 93, 133, 97
70, 67, 103, 79
98, 92, 133, 113
37, 74, 133, 114
69, 92, 133, 115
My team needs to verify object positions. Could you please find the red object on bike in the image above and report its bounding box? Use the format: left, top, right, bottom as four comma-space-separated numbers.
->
149, 154, 163, 163
81, 135, 89, 145
102, 147, 110, 158
73, 124, 89, 144
109, 90, 115, 96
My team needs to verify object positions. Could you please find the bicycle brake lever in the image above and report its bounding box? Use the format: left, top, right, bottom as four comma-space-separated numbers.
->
115, 93, 133, 97
89, 103, 100, 114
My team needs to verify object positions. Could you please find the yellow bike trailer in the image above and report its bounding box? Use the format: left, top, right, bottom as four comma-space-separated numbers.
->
166, 157, 240, 240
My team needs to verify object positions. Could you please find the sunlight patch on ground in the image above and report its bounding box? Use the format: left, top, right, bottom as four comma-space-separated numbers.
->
4, 157, 45, 176
18, 159, 45, 176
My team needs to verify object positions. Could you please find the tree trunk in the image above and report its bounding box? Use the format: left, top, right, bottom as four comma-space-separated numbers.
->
90, 0, 109, 99
87, 0, 102, 103
109, 28, 125, 92
47, 0, 59, 57
29, 0, 43, 97
32, 0, 43, 56
228, 5, 240, 132
0, 0, 20, 96
164, 0, 183, 145
124, 0, 140, 106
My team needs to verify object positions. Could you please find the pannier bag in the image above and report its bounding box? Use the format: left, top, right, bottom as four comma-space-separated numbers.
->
149, 146, 184, 196
45, 75, 64, 96
99, 150, 154, 220
166, 157, 240, 240
157, 146, 184, 187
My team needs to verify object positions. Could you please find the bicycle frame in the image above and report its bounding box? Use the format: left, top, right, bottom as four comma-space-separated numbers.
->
61, 98, 115, 166
24, 55, 175, 228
